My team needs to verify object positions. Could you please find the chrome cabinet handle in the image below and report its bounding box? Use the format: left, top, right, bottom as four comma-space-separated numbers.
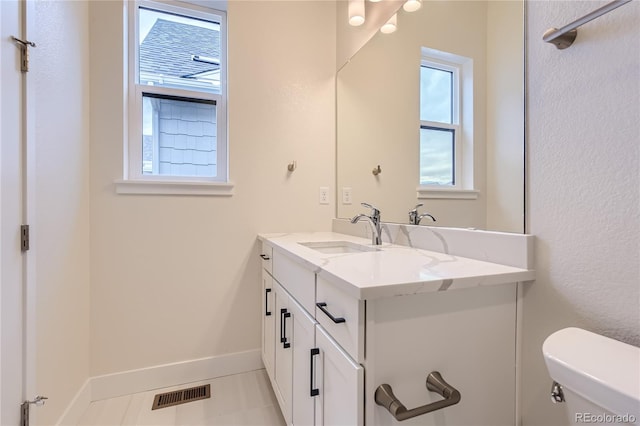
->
316, 302, 346, 324
375, 371, 461, 421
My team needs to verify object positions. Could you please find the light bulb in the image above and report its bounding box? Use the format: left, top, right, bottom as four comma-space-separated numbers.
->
403, 0, 422, 12
380, 13, 397, 34
348, 0, 365, 26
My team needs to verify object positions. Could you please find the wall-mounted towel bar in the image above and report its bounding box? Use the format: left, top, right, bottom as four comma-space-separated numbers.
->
375, 371, 461, 421
543, 0, 632, 49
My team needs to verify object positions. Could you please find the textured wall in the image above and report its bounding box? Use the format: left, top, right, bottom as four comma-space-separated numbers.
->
89, 1, 336, 376
30, 1, 92, 424
523, 1, 640, 425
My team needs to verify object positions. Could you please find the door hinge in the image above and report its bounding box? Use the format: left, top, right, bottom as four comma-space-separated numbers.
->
20, 396, 48, 426
21, 225, 30, 252
20, 401, 29, 426
11, 36, 36, 73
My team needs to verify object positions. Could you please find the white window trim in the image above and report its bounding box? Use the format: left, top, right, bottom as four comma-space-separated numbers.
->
420, 47, 474, 194
115, 179, 234, 196
416, 187, 479, 200
119, 0, 232, 195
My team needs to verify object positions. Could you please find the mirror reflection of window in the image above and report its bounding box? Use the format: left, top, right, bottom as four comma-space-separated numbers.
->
419, 49, 469, 189
420, 66, 453, 123
420, 127, 455, 185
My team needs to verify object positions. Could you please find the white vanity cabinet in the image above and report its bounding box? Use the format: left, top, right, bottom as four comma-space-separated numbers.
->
274, 282, 294, 424
290, 295, 316, 426
315, 276, 365, 363
260, 245, 364, 426
259, 233, 533, 426
315, 324, 364, 426
261, 269, 275, 378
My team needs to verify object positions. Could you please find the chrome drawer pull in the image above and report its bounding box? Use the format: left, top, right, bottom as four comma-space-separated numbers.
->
316, 302, 346, 324
375, 371, 461, 421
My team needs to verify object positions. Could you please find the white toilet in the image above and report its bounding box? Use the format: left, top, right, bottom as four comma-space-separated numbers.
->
543, 327, 640, 426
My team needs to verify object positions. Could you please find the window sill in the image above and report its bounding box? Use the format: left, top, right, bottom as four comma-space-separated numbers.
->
416, 187, 479, 200
115, 179, 234, 196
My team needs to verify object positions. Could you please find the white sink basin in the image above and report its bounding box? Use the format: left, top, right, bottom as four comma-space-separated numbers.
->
298, 241, 381, 254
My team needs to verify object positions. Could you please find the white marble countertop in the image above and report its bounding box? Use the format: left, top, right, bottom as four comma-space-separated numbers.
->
258, 232, 535, 300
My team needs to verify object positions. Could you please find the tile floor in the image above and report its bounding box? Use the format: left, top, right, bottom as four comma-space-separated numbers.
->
77, 369, 286, 426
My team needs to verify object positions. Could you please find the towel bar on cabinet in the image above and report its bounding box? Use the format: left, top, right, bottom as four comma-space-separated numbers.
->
375, 371, 461, 421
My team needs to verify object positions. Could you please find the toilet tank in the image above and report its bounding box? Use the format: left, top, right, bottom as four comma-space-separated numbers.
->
543, 327, 640, 425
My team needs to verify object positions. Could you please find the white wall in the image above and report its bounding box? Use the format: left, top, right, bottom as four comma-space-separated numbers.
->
31, 1, 91, 424
486, 1, 524, 233
89, 0, 336, 376
523, 1, 639, 425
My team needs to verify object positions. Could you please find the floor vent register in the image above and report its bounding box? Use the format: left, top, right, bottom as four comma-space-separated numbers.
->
151, 384, 211, 410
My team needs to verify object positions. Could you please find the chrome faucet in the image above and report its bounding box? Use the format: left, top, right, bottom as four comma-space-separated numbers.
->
409, 203, 436, 225
351, 202, 383, 245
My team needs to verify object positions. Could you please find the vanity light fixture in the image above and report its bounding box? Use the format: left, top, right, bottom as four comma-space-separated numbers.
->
348, 0, 365, 26
403, 0, 422, 12
380, 13, 397, 34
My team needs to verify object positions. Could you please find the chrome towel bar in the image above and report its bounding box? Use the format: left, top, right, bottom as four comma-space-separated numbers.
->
375, 371, 461, 421
543, 0, 632, 49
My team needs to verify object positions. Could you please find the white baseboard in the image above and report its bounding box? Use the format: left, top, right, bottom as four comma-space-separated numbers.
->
91, 349, 263, 401
56, 349, 263, 425
56, 379, 92, 426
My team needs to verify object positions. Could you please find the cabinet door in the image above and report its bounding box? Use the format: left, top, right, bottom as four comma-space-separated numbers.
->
275, 283, 293, 425
316, 325, 364, 426
262, 269, 275, 378
290, 297, 318, 426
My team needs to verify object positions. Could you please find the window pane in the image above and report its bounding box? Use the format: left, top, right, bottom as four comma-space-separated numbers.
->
139, 8, 221, 93
420, 127, 454, 185
142, 94, 217, 177
420, 66, 453, 124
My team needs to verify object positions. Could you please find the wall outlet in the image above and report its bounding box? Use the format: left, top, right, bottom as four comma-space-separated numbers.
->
319, 187, 329, 205
342, 187, 352, 204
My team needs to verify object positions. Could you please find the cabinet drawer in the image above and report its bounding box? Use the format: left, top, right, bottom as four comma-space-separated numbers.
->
316, 276, 365, 363
260, 242, 273, 274
273, 251, 316, 315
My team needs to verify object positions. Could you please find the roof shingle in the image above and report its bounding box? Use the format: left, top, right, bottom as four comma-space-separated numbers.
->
139, 19, 220, 78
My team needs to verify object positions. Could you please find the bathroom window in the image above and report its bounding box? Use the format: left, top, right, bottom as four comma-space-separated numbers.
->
419, 62, 459, 186
122, 0, 230, 193
418, 48, 475, 197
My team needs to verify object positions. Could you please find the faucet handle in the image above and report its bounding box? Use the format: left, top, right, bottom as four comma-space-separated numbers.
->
409, 203, 424, 213
361, 202, 380, 217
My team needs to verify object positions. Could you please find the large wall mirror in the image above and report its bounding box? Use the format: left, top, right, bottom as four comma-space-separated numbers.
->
337, 1, 524, 233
